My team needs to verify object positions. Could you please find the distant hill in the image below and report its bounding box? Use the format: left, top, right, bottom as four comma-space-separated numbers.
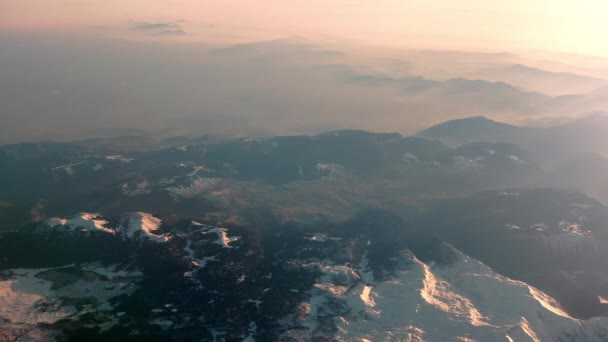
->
470, 63, 607, 95
415, 116, 535, 146
416, 114, 608, 162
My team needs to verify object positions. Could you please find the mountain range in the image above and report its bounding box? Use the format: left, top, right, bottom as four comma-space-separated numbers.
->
2, 116, 608, 341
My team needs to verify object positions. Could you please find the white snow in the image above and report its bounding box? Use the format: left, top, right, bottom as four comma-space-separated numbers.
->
181, 222, 240, 286
531, 223, 548, 231
316, 162, 342, 179
150, 319, 174, 330
204, 227, 241, 248
313, 283, 347, 296
187, 165, 213, 177
305, 263, 361, 285
419, 260, 492, 327
166, 177, 221, 199
0, 268, 73, 325
45, 213, 113, 234
0, 264, 140, 329
51, 160, 86, 176
305, 233, 341, 242
117, 212, 169, 243
44, 212, 172, 243
247, 299, 262, 311
497, 192, 520, 197
506, 317, 541, 342
285, 246, 608, 341
559, 220, 591, 236
360, 285, 376, 308
105, 155, 134, 163
244, 321, 257, 342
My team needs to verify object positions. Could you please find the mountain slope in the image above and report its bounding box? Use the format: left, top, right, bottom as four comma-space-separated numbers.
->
470, 63, 607, 95
416, 116, 534, 146
285, 244, 608, 341
4, 208, 608, 341
416, 114, 608, 162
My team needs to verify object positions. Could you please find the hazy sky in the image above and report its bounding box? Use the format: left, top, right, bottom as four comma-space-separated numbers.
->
2, 0, 608, 56
2, 1, 608, 144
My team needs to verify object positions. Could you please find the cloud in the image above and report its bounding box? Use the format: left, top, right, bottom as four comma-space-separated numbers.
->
157, 29, 186, 36
133, 22, 180, 31
131, 21, 187, 36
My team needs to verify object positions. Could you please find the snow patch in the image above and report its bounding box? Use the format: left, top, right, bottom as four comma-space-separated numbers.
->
0, 264, 140, 329
202, 227, 241, 248
508, 155, 524, 163
45, 213, 113, 234
51, 160, 86, 176
285, 246, 608, 341
244, 321, 257, 342
181, 222, 239, 286
506, 317, 541, 342
316, 162, 343, 180
187, 165, 213, 177
305, 233, 341, 242
166, 177, 221, 199
497, 192, 520, 197
559, 220, 591, 237
527, 286, 571, 318
360, 285, 376, 308
117, 212, 169, 243
531, 223, 548, 231
419, 258, 492, 327
105, 155, 133, 163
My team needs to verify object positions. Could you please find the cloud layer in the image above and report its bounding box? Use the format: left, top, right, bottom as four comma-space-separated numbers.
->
132, 21, 187, 36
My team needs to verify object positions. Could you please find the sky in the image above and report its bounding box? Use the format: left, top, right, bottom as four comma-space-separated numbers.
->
1, 1, 608, 144
1, 0, 608, 56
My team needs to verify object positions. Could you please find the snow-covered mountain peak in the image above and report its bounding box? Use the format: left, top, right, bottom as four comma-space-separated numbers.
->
117, 212, 169, 243
44, 213, 113, 234
285, 245, 608, 341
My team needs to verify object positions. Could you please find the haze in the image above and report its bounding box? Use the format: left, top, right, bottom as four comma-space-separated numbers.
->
1, 0, 608, 144
4, 0, 608, 54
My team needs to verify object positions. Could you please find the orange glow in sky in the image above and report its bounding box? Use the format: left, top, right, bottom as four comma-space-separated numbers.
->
1, 0, 608, 55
